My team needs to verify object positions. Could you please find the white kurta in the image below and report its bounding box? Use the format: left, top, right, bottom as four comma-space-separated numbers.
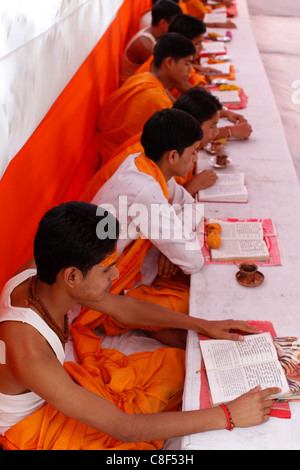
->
91, 153, 204, 286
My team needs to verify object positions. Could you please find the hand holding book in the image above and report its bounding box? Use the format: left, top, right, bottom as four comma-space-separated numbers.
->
199, 332, 291, 407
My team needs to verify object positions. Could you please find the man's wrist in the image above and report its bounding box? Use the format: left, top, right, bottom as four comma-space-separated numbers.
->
193, 318, 212, 336
227, 126, 233, 139
220, 403, 236, 430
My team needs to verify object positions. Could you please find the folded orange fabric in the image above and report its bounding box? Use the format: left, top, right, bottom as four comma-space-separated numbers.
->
180, 0, 211, 19
0, 349, 185, 450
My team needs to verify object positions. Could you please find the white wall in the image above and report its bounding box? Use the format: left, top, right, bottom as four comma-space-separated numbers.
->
0, 0, 124, 178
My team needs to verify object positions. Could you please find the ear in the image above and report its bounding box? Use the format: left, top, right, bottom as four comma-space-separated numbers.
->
157, 18, 169, 34
163, 56, 175, 71
166, 149, 179, 165
62, 267, 82, 288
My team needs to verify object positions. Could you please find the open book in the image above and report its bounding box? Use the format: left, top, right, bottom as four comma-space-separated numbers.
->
199, 332, 291, 406
207, 218, 270, 261
204, 12, 227, 24
197, 173, 248, 203
210, 89, 241, 104
206, 62, 231, 76
200, 41, 227, 55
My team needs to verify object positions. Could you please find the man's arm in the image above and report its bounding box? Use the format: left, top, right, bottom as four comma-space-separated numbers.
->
83, 291, 262, 341
11, 261, 260, 340
3, 321, 280, 441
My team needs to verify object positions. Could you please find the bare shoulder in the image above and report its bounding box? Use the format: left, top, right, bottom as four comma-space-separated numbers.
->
8, 259, 36, 308
0, 319, 59, 394
127, 35, 154, 63
0, 319, 54, 361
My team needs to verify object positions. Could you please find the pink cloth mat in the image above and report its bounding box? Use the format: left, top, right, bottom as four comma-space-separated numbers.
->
207, 85, 248, 109
201, 218, 282, 266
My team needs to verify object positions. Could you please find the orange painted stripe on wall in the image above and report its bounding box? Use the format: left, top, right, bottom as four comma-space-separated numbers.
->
0, 0, 151, 291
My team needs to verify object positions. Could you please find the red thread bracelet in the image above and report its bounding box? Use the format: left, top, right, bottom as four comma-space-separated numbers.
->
220, 403, 235, 431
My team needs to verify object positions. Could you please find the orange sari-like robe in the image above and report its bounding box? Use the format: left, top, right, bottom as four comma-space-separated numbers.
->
180, 0, 211, 19
96, 73, 172, 166
76, 153, 190, 337
0, 348, 185, 450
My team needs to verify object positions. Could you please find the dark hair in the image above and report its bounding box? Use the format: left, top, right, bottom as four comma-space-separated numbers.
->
173, 88, 222, 124
168, 14, 206, 39
153, 32, 195, 68
141, 108, 203, 162
152, 0, 182, 26
34, 201, 119, 285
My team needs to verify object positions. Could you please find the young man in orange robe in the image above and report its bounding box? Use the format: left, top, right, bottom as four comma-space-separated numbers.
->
81, 87, 221, 204
135, 14, 252, 140
96, 32, 195, 166
0, 201, 279, 450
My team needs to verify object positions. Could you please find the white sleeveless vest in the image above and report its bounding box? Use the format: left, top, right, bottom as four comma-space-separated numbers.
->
119, 28, 156, 84
0, 269, 65, 435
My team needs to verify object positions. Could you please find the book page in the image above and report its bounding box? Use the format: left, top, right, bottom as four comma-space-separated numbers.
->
200, 333, 277, 371
199, 185, 247, 199
208, 220, 264, 240
210, 239, 269, 261
204, 12, 227, 23
208, 63, 231, 75
206, 360, 290, 405
201, 42, 226, 54
210, 90, 241, 104
214, 173, 245, 186
200, 333, 290, 405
